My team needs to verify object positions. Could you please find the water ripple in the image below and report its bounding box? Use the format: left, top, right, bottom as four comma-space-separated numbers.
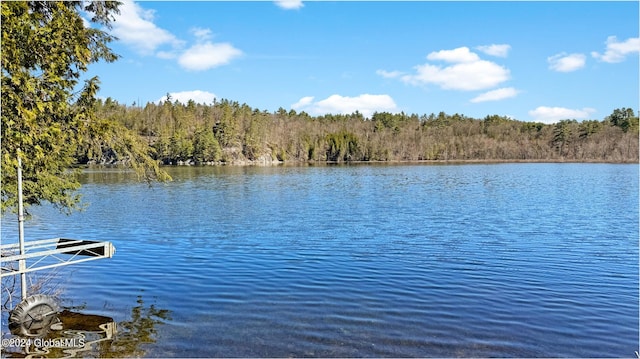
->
2, 163, 637, 357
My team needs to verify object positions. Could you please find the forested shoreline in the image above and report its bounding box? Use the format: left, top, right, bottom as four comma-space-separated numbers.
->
9, 0, 635, 219
84, 98, 639, 166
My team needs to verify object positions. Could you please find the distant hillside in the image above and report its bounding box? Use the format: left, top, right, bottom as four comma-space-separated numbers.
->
81, 98, 639, 165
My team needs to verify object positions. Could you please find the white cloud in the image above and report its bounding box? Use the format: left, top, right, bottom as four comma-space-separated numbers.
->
426, 47, 480, 63
476, 44, 511, 57
376, 69, 404, 79
292, 94, 397, 118
548, 52, 586, 72
591, 36, 640, 63
110, 2, 242, 70
157, 90, 217, 104
403, 61, 509, 91
292, 96, 315, 109
528, 106, 596, 124
191, 27, 213, 41
470, 87, 519, 103
178, 42, 243, 71
391, 47, 510, 91
111, 0, 182, 55
274, 0, 304, 10
176, 27, 243, 71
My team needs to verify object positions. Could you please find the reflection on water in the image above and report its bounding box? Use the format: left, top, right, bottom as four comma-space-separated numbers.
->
1, 163, 638, 357
2, 296, 170, 358
105, 296, 171, 357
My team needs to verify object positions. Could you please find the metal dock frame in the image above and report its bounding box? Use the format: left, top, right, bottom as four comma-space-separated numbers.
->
1, 238, 116, 279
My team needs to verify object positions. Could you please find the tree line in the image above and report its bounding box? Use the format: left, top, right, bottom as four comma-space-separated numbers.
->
3, 0, 637, 215
2, 1, 637, 215
87, 98, 639, 165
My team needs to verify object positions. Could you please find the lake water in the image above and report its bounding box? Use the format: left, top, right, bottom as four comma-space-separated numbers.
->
1, 163, 638, 357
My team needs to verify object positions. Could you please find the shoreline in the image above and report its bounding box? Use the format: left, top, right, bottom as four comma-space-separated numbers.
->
173, 158, 640, 166
82, 158, 639, 170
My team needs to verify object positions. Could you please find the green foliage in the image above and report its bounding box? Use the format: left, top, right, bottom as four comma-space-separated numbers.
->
193, 127, 222, 163
81, 119, 171, 181
81, 101, 638, 166
326, 131, 360, 162
1, 1, 168, 214
521, 122, 545, 134
552, 120, 577, 156
579, 120, 603, 138
1, 1, 113, 213
170, 130, 193, 163
372, 112, 399, 133
423, 111, 450, 128
607, 107, 638, 133
214, 100, 242, 147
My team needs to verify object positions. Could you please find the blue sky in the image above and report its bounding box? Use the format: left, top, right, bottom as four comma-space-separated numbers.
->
87, 1, 639, 124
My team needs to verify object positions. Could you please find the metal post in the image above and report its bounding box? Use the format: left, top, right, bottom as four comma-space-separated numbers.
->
17, 151, 27, 300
